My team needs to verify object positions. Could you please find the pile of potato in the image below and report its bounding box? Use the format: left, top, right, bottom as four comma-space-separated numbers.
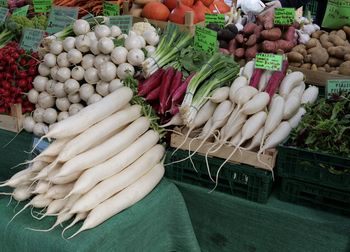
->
287, 26, 350, 76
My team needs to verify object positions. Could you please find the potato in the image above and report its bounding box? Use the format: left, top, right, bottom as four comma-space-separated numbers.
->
290, 62, 302, 67
328, 46, 350, 58
339, 61, 350, 75
343, 26, 350, 39
329, 34, 346, 46
329, 31, 337, 36
311, 30, 325, 39
305, 38, 321, 49
301, 63, 311, 69
324, 64, 331, 72
310, 47, 329, 67
287, 52, 304, 63
318, 67, 326, 72
320, 34, 334, 48
328, 57, 343, 67
311, 64, 318, 71
336, 30, 347, 40
292, 44, 307, 57
345, 54, 350, 61
304, 54, 312, 63
330, 70, 339, 75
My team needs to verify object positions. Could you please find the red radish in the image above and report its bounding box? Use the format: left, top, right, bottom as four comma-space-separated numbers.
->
265, 60, 288, 100
171, 73, 195, 105
145, 86, 161, 101
138, 69, 164, 96
166, 71, 183, 111
249, 68, 264, 89
159, 67, 176, 114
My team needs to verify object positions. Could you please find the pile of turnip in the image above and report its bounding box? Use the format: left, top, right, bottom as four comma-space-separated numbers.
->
24, 18, 160, 136
169, 60, 319, 187
1, 87, 164, 238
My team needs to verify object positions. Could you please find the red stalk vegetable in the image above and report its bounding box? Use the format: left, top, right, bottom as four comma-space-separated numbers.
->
171, 73, 195, 105
165, 70, 183, 112
159, 67, 176, 114
265, 60, 289, 99
138, 69, 165, 96
145, 86, 161, 101
249, 68, 264, 89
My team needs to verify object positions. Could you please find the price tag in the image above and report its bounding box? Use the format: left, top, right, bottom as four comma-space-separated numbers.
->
255, 53, 283, 71
322, 0, 350, 29
205, 14, 225, 28
0, 7, 8, 24
194, 26, 218, 55
12, 5, 29, 16
0, 0, 7, 8
103, 2, 120, 16
274, 8, 295, 25
108, 15, 132, 34
326, 79, 350, 98
32, 137, 50, 156
33, 0, 52, 13
20, 28, 45, 52
46, 6, 79, 34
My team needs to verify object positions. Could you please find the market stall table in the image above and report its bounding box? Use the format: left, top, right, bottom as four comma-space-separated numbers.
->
0, 130, 200, 252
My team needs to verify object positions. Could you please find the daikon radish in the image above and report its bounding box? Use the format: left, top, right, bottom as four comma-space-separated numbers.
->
279, 71, 304, 98
242, 60, 255, 82
229, 76, 248, 103
210, 86, 230, 103
283, 94, 301, 120
57, 105, 141, 162
34, 198, 69, 220
49, 171, 82, 185
229, 130, 242, 146
70, 145, 164, 213
243, 127, 264, 150
240, 92, 269, 115
45, 183, 74, 199
55, 117, 150, 177
0, 168, 33, 188
29, 211, 74, 232
68, 163, 164, 239
68, 130, 160, 195
40, 87, 133, 140
62, 212, 88, 237
32, 137, 71, 162
301, 86, 319, 104
31, 161, 49, 172
33, 180, 50, 194
290, 81, 305, 98
1, 184, 33, 201
288, 107, 306, 128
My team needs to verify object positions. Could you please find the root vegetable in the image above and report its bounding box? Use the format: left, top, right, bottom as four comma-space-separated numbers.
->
23, 116, 36, 132
87, 94, 102, 105
56, 98, 71, 111
339, 61, 350, 75
261, 28, 282, 41
57, 111, 69, 121
287, 52, 304, 63
68, 103, 84, 116
38, 92, 55, 109
43, 108, 58, 124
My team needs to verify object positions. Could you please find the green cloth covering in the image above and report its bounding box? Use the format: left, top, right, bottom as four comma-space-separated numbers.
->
0, 130, 200, 252
175, 181, 350, 252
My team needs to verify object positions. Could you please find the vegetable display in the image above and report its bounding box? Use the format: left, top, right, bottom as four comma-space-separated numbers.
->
1, 86, 165, 238
24, 18, 159, 136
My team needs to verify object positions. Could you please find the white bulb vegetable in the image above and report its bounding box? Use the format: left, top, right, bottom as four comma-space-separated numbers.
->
67, 49, 83, 64
71, 66, 85, 81
64, 79, 80, 94
84, 67, 99, 84
98, 37, 114, 54
79, 84, 94, 101
73, 19, 90, 35
43, 108, 58, 124
98, 62, 117, 82
57, 52, 70, 67
38, 63, 50, 77
63, 37, 76, 52
49, 40, 63, 55
33, 76, 48, 92
43, 53, 56, 67
81, 54, 95, 69
75, 35, 91, 53
56, 67, 71, 82
111, 46, 128, 65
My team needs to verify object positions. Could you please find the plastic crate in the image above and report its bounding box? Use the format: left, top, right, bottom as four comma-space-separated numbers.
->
304, 0, 318, 17
165, 148, 273, 203
279, 178, 350, 215
277, 144, 350, 192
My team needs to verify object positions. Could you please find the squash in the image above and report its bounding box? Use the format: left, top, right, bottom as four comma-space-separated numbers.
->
142, 2, 170, 21
209, 0, 230, 13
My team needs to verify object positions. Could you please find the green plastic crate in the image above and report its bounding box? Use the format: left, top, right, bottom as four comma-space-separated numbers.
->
304, 0, 318, 17
277, 144, 350, 192
279, 178, 350, 215
165, 148, 273, 203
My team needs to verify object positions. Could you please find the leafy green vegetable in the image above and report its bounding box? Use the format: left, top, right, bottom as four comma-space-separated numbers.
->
179, 46, 210, 73
289, 92, 350, 157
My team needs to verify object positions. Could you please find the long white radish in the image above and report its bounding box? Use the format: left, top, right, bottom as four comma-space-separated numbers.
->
301, 85, 319, 104
68, 163, 164, 239
171, 100, 217, 156
28, 211, 74, 232
70, 145, 165, 213
229, 76, 248, 103
49, 171, 82, 184
210, 86, 230, 103
258, 70, 272, 91
68, 130, 160, 195
240, 92, 269, 115
243, 127, 264, 150
32, 137, 71, 162
290, 81, 305, 98
283, 94, 301, 120
242, 60, 255, 83
5, 185, 33, 201
62, 212, 88, 238
160, 113, 183, 127
55, 117, 150, 177
260, 96, 285, 150
288, 107, 306, 128
0, 168, 33, 188
57, 105, 141, 162
213, 111, 267, 189
229, 130, 242, 146
34, 198, 69, 220
40, 86, 133, 140
31, 161, 49, 172
45, 183, 74, 199
279, 71, 304, 98
33, 180, 50, 194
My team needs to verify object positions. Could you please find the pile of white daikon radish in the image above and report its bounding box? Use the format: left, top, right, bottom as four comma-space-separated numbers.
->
170, 60, 319, 186
24, 18, 159, 136
1, 87, 165, 238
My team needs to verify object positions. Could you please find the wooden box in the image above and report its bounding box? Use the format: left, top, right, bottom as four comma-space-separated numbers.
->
170, 127, 277, 171
0, 104, 24, 133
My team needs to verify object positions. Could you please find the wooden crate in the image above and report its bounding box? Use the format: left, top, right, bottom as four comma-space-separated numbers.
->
0, 104, 24, 133
170, 127, 277, 171
289, 67, 350, 86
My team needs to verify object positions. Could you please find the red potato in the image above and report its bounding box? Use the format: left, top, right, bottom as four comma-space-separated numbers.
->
246, 34, 257, 47
219, 48, 230, 55
243, 23, 257, 35
262, 40, 295, 53
245, 44, 258, 61
283, 26, 296, 41
234, 48, 245, 58
228, 39, 237, 54
236, 34, 244, 44
257, 12, 274, 30
261, 28, 282, 41
254, 25, 263, 40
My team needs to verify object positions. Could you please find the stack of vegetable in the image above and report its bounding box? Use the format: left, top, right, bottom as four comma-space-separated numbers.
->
170, 59, 319, 185
289, 92, 350, 157
132, 0, 230, 24
0, 42, 39, 114
24, 18, 160, 136
1, 86, 165, 238
288, 26, 350, 76
219, 12, 298, 64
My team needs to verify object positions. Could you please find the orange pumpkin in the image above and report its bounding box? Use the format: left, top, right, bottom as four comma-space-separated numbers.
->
163, 0, 177, 10
192, 0, 211, 22
142, 2, 170, 21
181, 0, 194, 7
169, 2, 198, 24
209, 0, 230, 13
200, 0, 213, 7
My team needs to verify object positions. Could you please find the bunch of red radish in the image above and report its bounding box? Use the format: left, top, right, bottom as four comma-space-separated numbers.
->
0, 42, 38, 114
138, 67, 193, 120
